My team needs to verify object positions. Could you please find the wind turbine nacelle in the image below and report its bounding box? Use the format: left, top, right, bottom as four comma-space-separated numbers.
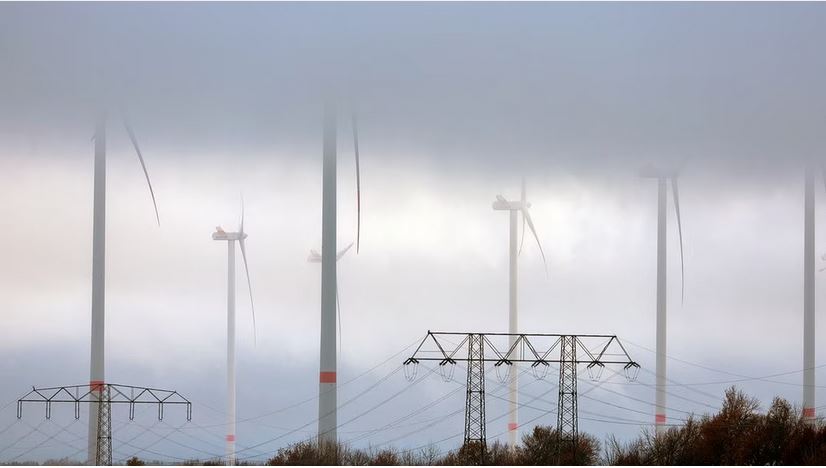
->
492, 200, 529, 211
212, 231, 247, 241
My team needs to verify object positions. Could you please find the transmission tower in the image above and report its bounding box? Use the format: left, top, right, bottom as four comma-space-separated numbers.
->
464, 334, 486, 454
17, 383, 192, 466
95, 383, 113, 465
404, 331, 639, 463
557, 335, 578, 460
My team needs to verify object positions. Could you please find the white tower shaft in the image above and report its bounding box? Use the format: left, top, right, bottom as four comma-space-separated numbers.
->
508, 210, 519, 448
226, 241, 237, 465
655, 178, 667, 433
318, 102, 338, 444
87, 116, 106, 465
804, 167, 816, 422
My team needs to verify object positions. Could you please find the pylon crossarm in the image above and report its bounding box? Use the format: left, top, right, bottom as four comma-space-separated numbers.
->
575, 337, 602, 363
523, 336, 546, 362
614, 338, 636, 363
17, 383, 192, 421
445, 335, 470, 362
591, 336, 617, 362
538, 337, 562, 362
406, 332, 637, 367
483, 334, 511, 362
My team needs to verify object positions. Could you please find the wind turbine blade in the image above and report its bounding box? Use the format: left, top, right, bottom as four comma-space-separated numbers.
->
336, 242, 355, 261
519, 178, 528, 254
122, 118, 160, 226
671, 177, 685, 305
522, 209, 548, 275
336, 283, 342, 356
239, 239, 257, 345
352, 114, 361, 254
240, 195, 245, 234
821, 166, 826, 194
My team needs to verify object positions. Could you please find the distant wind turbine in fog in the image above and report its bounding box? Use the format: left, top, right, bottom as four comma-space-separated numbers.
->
309, 242, 354, 354
801, 163, 825, 423
86, 110, 161, 464
492, 177, 547, 449
318, 103, 363, 444
640, 163, 685, 434
212, 199, 256, 466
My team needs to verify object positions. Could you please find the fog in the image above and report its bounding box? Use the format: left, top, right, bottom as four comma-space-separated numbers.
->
1, 2, 826, 463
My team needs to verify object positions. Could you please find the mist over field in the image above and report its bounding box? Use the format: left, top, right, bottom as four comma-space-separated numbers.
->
1, 2, 826, 464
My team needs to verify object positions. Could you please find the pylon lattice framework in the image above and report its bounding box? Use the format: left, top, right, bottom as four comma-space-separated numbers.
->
557, 335, 578, 458
17, 383, 192, 466
95, 384, 112, 466
464, 334, 486, 448
404, 331, 640, 463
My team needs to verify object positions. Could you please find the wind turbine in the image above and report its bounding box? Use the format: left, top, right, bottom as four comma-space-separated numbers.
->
212, 200, 256, 466
318, 102, 362, 445
802, 162, 826, 423
492, 178, 546, 449
309, 242, 354, 354
87, 111, 160, 464
640, 164, 685, 434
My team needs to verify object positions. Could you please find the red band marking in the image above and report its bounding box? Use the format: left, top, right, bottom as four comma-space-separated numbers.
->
508, 423, 518, 431
655, 414, 666, 423
320, 371, 337, 383
803, 407, 816, 418
226, 435, 236, 442
90, 380, 105, 392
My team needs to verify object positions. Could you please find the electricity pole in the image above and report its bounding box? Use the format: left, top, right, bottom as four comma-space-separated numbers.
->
404, 331, 639, 464
18, 383, 192, 466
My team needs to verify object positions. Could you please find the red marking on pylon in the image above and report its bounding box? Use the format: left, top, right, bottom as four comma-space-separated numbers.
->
226, 434, 236, 442
90, 380, 105, 392
655, 414, 666, 423
804, 407, 816, 418
319, 371, 336, 383
508, 423, 518, 431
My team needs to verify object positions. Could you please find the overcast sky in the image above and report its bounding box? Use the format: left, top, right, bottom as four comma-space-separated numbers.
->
2, 2, 826, 463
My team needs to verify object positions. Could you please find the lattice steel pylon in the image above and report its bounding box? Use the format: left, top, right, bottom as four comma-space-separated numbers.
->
95, 384, 112, 466
464, 334, 486, 456
18, 383, 192, 466
557, 335, 578, 462
404, 330, 640, 462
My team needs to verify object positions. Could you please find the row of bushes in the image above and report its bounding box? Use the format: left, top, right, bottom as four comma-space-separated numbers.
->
606, 388, 826, 465
263, 428, 599, 466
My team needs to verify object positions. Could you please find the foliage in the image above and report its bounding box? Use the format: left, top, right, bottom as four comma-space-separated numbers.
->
604, 386, 826, 466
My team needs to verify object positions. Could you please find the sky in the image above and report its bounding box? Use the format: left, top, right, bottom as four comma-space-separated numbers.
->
2, 1, 826, 463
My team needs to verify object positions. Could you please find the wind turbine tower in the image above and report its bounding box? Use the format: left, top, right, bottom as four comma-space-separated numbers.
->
317, 101, 362, 445
803, 164, 816, 422
640, 164, 685, 434
212, 202, 256, 466
87, 111, 160, 464
492, 178, 546, 448
318, 102, 338, 444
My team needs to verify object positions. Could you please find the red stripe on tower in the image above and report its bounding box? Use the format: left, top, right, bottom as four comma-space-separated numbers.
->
655, 414, 666, 423
319, 371, 336, 383
90, 380, 105, 392
508, 423, 518, 431
226, 435, 235, 442
803, 407, 816, 418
